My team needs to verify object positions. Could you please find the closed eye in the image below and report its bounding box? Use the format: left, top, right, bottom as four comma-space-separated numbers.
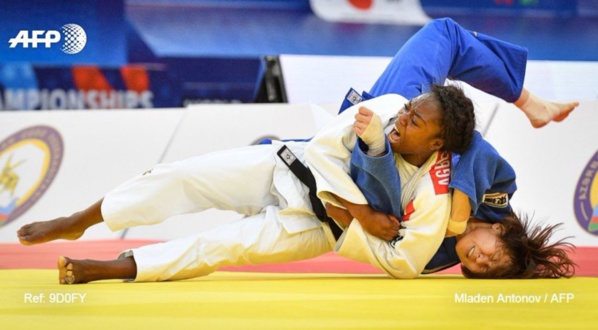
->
404, 102, 420, 126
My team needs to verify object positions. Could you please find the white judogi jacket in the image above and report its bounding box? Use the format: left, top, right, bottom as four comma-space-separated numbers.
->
305, 94, 452, 278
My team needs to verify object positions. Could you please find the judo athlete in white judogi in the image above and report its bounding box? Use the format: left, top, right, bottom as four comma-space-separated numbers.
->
100, 92, 454, 281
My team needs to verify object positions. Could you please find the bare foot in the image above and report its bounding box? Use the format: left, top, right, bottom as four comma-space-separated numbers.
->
515, 89, 579, 128
17, 217, 85, 245
57, 255, 138, 284
526, 100, 579, 128
58, 256, 89, 285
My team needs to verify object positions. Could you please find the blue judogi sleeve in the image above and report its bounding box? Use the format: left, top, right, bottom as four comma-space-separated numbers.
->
368, 17, 528, 102
350, 138, 402, 219
450, 131, 517, 223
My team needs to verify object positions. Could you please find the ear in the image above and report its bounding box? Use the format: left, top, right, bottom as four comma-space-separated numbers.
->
491, 223, 505, 234
429, 138, 444, 151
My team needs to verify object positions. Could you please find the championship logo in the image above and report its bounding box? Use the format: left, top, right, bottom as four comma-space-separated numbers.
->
573, 149, 598, 236
0, 126, 63, 227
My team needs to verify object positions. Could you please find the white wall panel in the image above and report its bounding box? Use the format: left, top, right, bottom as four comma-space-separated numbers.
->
485, 101, 598, 246
0, 109, 185, 242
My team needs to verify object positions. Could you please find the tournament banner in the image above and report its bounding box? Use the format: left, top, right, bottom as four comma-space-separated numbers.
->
0, 64, 180, 110
0, 57, 265, 110
310, 0, 431, 25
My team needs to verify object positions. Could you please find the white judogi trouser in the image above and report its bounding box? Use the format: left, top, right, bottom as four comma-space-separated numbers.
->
101, 143, 336, 282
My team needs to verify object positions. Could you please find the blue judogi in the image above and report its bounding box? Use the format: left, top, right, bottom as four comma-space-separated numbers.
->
368, 18, 527, 102
345, 18, 524, 273
350, 138, 402, 221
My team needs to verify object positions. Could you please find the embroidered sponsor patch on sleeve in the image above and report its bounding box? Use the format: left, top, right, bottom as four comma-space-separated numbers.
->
482, 192, 509, 208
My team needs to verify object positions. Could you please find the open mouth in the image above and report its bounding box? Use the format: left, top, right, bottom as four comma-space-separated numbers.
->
467, 246, 475, 259
387, 126, 401, 143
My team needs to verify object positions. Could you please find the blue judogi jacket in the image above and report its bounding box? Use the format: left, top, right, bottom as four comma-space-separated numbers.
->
343, 90, 517, 273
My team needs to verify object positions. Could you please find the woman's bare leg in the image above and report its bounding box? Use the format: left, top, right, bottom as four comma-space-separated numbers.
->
17, 199, 105, 245
58, 255, 137, 284
515, 88, 579, 128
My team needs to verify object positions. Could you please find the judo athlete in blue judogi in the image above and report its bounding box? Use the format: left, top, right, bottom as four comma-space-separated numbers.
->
343, 17, 553, 274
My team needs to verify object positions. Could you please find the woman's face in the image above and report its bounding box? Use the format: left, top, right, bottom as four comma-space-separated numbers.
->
455, 222, 512, 276
387, 93, 444, 166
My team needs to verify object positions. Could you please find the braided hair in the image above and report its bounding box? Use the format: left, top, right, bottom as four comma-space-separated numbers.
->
429, 84, 476, 154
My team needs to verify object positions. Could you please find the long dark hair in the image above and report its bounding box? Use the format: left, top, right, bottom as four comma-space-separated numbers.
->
462, 212, 577, 279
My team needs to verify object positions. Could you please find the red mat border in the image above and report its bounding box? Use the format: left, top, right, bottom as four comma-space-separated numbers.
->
2, 240, 596, 276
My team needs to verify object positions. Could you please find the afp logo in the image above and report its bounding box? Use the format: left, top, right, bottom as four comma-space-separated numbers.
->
573, 149, 598, 236
8, 24, 87, 54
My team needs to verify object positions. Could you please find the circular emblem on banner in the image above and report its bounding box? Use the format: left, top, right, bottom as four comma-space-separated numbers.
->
0, 126, 63, 227
573, 149, 598, 236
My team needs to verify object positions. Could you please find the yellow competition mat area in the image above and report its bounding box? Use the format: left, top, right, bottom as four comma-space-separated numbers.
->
1, 269, 596, 329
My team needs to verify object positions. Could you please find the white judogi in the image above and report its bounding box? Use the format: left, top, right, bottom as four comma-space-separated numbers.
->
102, 94, 450, 281
306, 94, 451, 278
103, 142, 336, 282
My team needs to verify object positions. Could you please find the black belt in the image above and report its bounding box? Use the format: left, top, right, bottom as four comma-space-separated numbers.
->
277, 145, 343, 240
